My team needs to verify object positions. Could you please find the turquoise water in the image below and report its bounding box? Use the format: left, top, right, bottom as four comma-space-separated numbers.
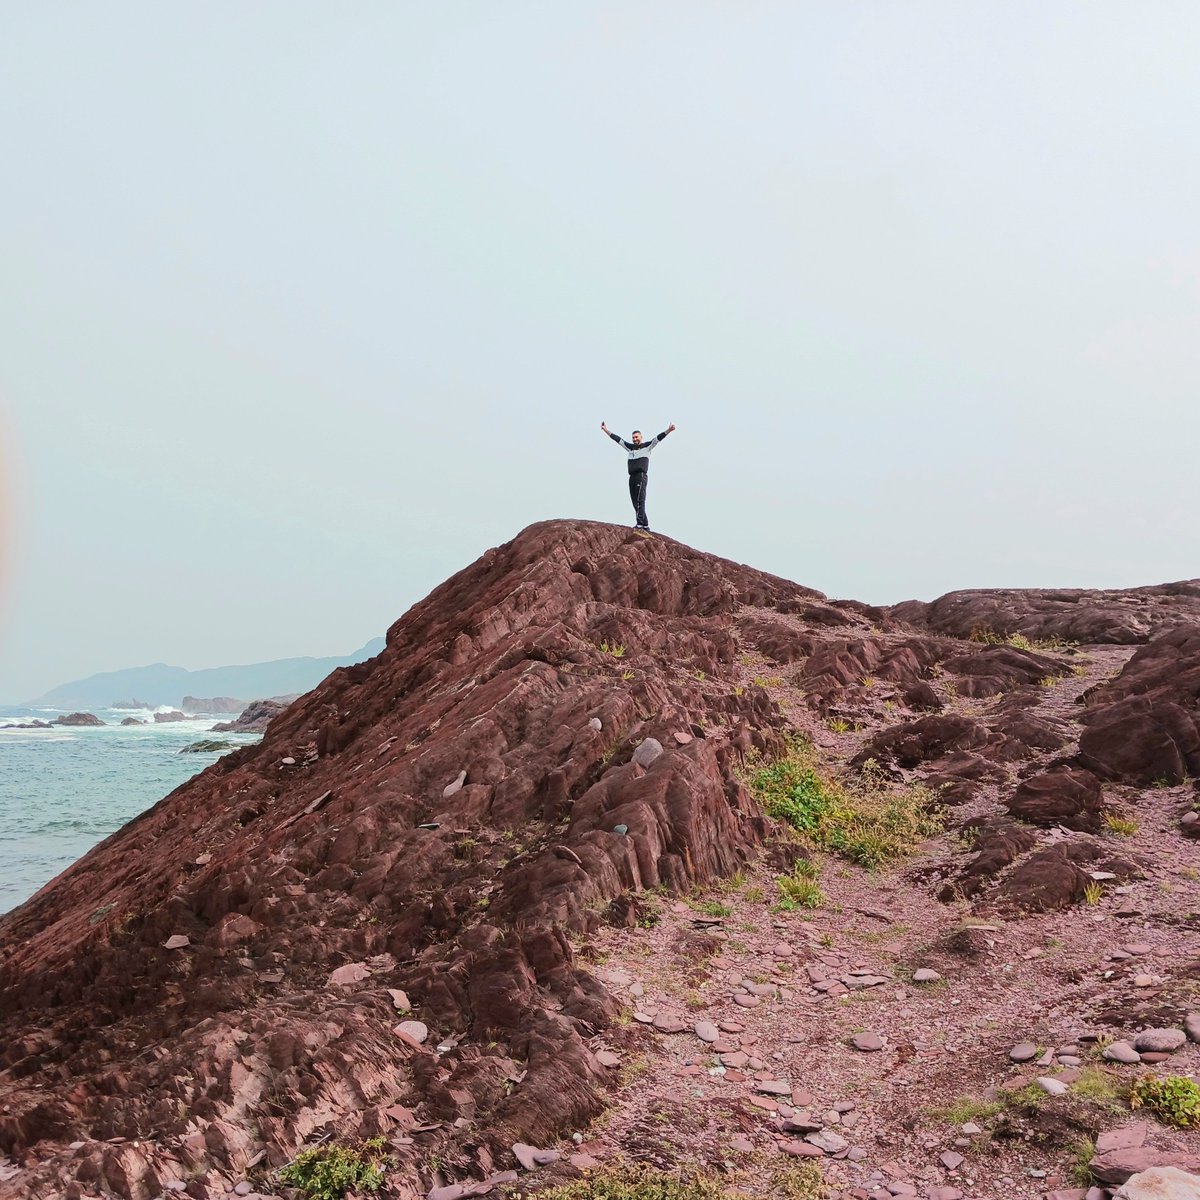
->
0, 706, 261, 914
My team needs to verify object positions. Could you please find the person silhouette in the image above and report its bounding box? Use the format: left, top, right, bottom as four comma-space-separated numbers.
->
600, 421, 676, 532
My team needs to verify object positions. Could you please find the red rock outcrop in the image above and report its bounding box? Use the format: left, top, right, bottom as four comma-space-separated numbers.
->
1, 524, 1198, 1200
0, 522, 806, 1199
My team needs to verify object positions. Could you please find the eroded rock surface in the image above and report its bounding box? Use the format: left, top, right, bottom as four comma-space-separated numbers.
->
1, 523, 1197, 1200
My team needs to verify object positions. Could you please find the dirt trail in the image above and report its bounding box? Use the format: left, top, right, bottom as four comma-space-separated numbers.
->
554, 628, 1200, 1200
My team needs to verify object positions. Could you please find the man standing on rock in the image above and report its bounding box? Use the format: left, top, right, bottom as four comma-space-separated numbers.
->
600, 421, 676, 532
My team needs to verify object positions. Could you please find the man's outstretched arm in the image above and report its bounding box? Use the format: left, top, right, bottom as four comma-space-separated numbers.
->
600, 420, 632, 450
645, 422, 677, 449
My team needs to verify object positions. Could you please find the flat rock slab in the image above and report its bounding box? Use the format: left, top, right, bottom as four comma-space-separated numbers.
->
395, 1020, 429, 1044
1096, 1125, 1150, 1154
694, 1021, 719, 1043
652, 1014, 685, 1033
913, 968, 941, 983
851, 1032, 884, 1052
512, 1144, 558, 1171
1092, 1148, 1200, 1185
779, 1141, 824, 1158
1009, 1042, 1038, 1062
1114, 1166, 1200, 1199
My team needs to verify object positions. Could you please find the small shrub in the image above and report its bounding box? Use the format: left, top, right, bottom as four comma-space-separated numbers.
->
278, 1141, 388, 1200
692, 899, 732, 917
930, 1095, 1002, 1125
826, 717, 850, 734
770, 1161, 827, 1199
1039, 675, 1059, 688
1083, 882, 1104, 906
753, 674, 783, 688
747, 738, 939, 868
694, 669, 707, 681
599, 641, 627, 658
743, 884, 765, 903
1129, 1075, 1200, 1127
533, 1160, 751, 1200
620, 669, 635, 681
1102, 812, 1138, 837
776, 870, 824, 910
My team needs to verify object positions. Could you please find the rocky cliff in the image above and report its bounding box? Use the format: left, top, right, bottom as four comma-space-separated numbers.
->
1, 521, 1197, 1200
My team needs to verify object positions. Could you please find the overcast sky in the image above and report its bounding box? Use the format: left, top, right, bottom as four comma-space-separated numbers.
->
1, 3, 1198, 702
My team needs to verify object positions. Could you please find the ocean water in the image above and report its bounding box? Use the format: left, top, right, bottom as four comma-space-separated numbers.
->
0, 705, 261, 914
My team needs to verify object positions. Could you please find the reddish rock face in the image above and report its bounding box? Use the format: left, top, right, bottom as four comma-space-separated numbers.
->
0, 521, 800, 1198
0, 521, 1196, 1200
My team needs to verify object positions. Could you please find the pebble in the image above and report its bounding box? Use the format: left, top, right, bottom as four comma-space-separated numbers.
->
652, 1014, 685, 1033
234, 1185, 253, 1196
734, 994, 760, 1009
442, 769, 467, 798
694, 1021, 719, 1043
940, 1151, 964, 1171
1008, 1042, 1037, 1062
395, 1020, 429, 1044
912, 969, 942, 984
588, 717, 602, 731
961, 1123, 982, 1136
595, 1050, 620, 1069
163, 935, 190, 950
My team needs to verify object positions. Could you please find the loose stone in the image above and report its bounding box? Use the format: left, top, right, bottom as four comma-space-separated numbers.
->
1103, 1041, 1141, 1064
1037, 1077, 1070, 1095
913, 969, 941, 983
851, 1032, 884, 1052
1009, 1042, 1038, 1062
1132, 1028, 1186, 1053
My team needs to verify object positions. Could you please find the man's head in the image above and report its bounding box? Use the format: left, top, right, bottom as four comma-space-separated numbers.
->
631, 430, 643, 445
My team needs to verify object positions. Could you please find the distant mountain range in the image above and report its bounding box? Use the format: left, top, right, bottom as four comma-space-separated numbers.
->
28, 638, 386, 710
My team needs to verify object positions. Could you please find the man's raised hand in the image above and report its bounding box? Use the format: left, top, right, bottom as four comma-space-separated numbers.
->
668, 422, 677, 433
600, 421, 608, 434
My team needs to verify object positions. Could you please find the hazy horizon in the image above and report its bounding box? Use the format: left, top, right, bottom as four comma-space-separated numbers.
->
3, 4, 1198, 702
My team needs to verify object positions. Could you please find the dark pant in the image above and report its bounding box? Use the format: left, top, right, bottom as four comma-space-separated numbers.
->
628, 470, 649, 527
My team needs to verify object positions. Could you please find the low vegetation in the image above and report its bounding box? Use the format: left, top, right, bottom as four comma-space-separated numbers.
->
747, 738, 940, 868
775, 861, 825, 911
1129, 1075, 1200, 1127
278, 1140, 388, 1200
523, 1161, 752, 1200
